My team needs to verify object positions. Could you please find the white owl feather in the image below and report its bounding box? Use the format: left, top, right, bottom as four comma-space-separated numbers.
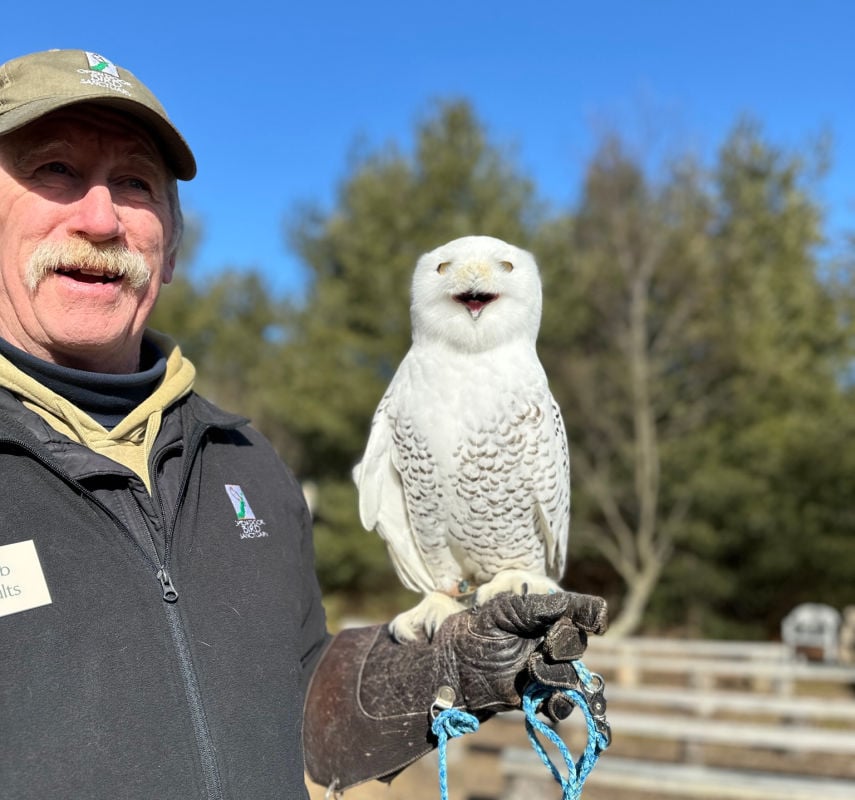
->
353, 235, 570, 641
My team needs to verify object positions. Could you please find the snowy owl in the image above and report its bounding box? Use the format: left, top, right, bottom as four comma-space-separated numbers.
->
353, 235, 570, 642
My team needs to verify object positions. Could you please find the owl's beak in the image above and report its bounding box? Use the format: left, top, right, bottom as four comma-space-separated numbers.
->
455, 292, 498, 319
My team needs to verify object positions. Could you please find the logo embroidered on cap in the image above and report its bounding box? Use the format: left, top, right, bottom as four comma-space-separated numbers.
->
224, 484, 268, 539
78, 51, 132, 96
85, 52, 120, 78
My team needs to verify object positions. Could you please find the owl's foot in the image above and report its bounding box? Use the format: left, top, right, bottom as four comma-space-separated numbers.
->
389, 591, 466, 643
474, 569, 562, 607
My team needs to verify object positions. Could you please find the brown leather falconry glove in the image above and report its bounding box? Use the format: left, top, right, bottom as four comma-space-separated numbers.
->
303, 590, 607, 792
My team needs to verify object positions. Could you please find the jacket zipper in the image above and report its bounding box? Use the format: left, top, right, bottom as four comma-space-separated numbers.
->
124, 483, 179, 602
151, 424, 226, 800
4, 427, 226, 800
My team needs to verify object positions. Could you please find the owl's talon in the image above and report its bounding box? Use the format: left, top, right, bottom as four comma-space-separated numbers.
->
475, 570, 562, 607
389, 592, 465, 642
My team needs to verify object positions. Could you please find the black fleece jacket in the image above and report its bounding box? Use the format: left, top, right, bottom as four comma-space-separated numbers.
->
0, 388, 329, 799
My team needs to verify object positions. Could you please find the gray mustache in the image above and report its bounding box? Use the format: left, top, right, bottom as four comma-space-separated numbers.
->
25, 239, 151, 292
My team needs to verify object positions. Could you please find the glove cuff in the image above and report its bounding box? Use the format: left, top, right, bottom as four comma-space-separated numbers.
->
303, 625, 452, 790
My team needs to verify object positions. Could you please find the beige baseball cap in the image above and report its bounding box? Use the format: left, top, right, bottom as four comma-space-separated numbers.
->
0, 49, 196, 180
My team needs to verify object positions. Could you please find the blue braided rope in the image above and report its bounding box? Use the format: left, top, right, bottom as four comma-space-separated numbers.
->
521, 688, 603, 796
573, 659, 596, 686
521, 661, 610, 799
431, 707, 480, 800
430, 660, 608, 800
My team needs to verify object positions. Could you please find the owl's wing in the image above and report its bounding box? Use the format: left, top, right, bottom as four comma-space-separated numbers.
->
532, 394, 571, 578
353, 389, 436, 594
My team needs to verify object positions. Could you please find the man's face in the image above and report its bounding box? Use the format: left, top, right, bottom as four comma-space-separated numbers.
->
0, 105, 176, 373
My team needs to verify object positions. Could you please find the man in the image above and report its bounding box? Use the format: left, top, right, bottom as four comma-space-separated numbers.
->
0, 49, 607, 799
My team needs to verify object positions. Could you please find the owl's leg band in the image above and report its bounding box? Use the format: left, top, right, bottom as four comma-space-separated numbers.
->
302, 590, 608, 791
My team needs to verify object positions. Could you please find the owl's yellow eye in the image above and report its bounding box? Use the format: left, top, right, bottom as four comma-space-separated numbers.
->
499, 260, 514, 272
437, 261, 451, 274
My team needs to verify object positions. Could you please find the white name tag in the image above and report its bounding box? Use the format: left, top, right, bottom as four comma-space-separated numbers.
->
0, 540, 52, 618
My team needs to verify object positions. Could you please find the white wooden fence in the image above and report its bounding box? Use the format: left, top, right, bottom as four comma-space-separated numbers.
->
497, 635, 855, 800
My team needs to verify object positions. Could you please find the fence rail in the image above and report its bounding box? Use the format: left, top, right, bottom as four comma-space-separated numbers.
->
586, 643, 855, 694
501, 749, 855, 800
605, 683, 855, 722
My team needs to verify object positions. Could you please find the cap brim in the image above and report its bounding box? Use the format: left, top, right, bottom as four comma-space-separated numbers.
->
0, 95, 196, 181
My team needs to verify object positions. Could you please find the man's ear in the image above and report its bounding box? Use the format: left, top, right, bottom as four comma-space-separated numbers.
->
162, 252, 176, 285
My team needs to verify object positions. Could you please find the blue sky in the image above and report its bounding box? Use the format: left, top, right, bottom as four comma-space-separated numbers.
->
4, 2, 854, 297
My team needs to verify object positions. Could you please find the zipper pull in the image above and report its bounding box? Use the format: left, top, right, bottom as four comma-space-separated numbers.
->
157, 568, 179, 602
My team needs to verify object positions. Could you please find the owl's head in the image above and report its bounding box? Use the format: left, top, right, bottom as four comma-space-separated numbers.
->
410, 235, 542, 353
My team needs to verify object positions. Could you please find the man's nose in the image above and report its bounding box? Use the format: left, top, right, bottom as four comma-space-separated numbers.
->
66, 184, 125, 242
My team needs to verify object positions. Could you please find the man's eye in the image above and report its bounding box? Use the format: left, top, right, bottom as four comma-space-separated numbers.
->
126, 177, 151, 192
44, 162, 70, 175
